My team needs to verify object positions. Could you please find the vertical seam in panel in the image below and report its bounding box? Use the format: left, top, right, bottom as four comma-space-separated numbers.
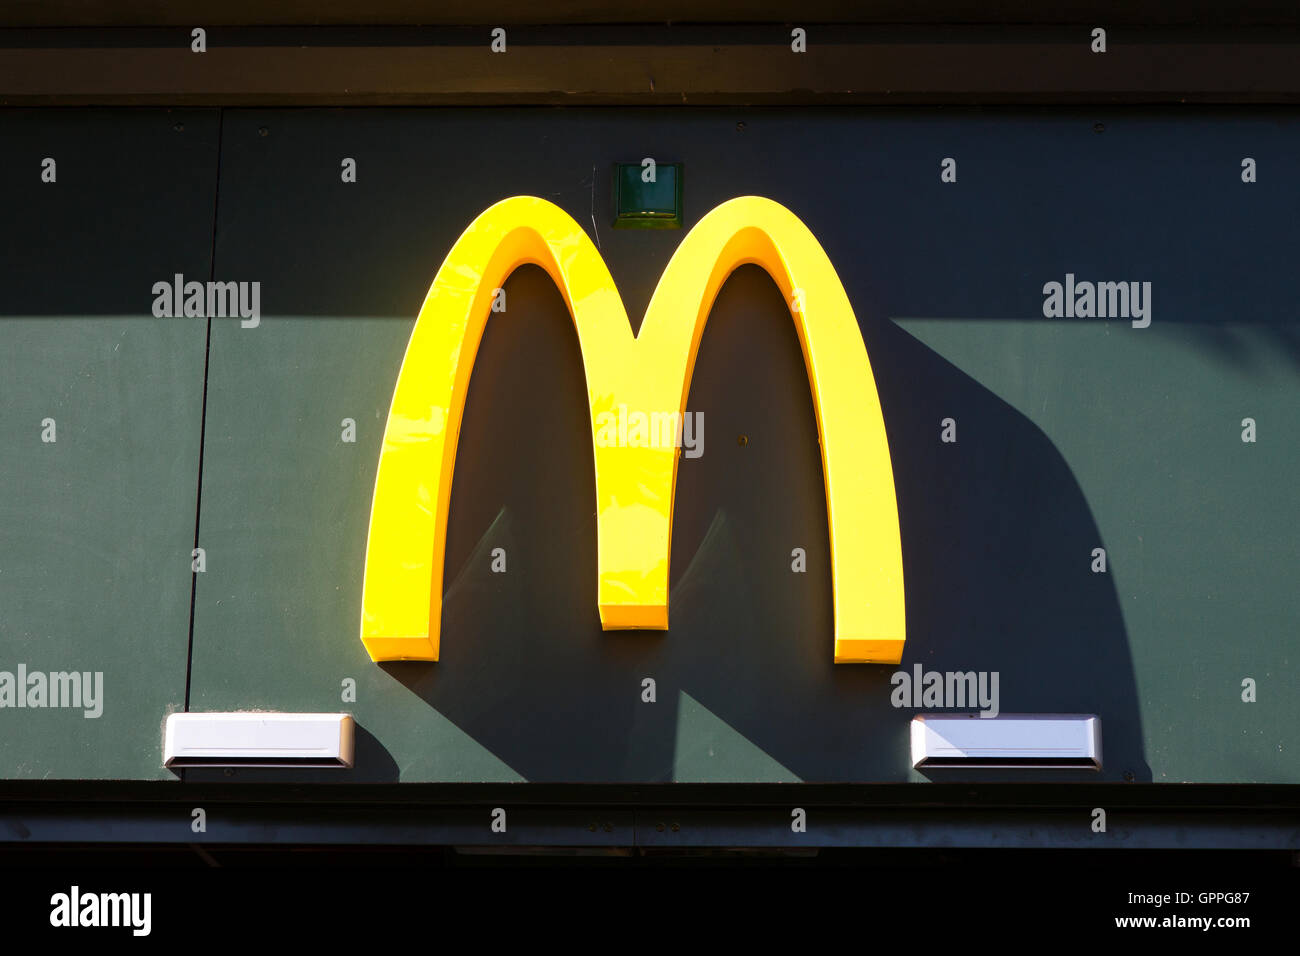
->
184, 107, 224, 717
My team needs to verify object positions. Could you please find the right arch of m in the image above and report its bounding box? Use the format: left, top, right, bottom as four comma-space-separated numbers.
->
360, 195, 905, 665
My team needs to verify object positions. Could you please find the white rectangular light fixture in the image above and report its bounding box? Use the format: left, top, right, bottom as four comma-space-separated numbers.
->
910, 714, 1101, 769
163, 713, 355, 768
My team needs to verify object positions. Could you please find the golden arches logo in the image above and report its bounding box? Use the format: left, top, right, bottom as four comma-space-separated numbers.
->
361, 196, 905, 664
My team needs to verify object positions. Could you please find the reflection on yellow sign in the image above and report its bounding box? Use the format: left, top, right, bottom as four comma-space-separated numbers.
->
361, 196, 905, 664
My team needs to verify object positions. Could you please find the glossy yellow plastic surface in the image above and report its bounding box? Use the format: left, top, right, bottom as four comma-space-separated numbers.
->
361, 196, 905, 663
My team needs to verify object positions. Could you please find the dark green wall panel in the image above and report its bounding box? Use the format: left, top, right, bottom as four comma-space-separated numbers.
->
0, 110, 218, 778
2, 108, 1288, 783
185, 108, 1297, 784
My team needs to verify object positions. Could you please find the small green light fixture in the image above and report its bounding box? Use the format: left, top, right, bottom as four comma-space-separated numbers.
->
613, 159, 683, 229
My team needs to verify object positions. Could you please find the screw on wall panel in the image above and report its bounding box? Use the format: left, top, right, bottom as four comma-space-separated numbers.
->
671, 822, 680, 832
1093, 122, 1105, 133
604, 822, 613, 832
737, 434, 748, 446
655, 822, 665, 832
1123, 769, 1135, 782
258, 127, 269, 137
173, 123, 184, 132
736, 121, 746, 132
588, 822, 598, 832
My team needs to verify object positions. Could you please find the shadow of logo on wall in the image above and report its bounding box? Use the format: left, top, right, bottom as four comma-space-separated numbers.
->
376, 263, 1149, 785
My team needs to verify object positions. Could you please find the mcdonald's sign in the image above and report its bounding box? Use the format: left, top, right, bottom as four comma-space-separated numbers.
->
361, 196, 905, 665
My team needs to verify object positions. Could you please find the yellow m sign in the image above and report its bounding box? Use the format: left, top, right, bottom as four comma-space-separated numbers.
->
361, 196, 905, 664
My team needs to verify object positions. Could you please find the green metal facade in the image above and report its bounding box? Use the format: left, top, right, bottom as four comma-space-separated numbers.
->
1, 107, 1295, 785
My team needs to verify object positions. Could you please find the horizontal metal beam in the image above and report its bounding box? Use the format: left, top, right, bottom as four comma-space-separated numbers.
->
2, 780, 1297, 808
2, 25, 1300, 105
2, 802, 1295, 849
1, 784, 1296, 848
8, 2, 1300, 29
